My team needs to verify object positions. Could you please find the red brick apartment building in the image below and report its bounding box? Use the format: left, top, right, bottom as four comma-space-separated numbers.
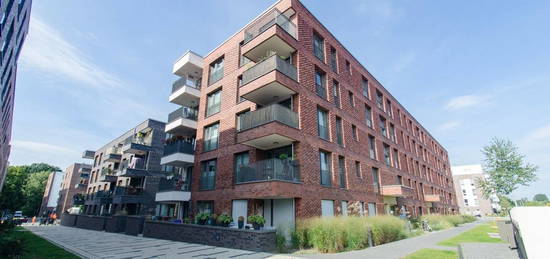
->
169, 0, 458, 231
56, 163, 91, 214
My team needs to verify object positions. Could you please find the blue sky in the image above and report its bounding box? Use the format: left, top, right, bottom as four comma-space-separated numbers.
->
11, 0, 550, 200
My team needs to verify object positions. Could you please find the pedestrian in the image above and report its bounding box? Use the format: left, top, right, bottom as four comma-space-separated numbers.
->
52, 212, 57, 225
32, 216, 36, 225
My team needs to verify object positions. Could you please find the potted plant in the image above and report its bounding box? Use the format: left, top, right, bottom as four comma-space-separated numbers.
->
247, 214, 266, 230
216, 214, 232, 227
238, 216, 245, 229
195, 213, 209, 225
208, 214, 218, 226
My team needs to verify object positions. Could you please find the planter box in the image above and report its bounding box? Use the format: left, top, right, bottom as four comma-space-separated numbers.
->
60, 213, 78, 227
125, 216, 145, 236
105, 215, 128, 233
143, 221, 276, 252
75, 215, 107, 231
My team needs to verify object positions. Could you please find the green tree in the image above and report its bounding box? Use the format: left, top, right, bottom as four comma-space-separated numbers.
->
25, 163, 60, 174
498, 195, 516, 215
477, 138, 537, 198
533, 193, 549, 202
0, 166, 29, 212
21, 171, 50, 216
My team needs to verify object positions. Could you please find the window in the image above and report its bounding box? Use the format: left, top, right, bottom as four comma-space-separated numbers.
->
362, 77, 369, 98
341, 201, 348, 216
315, 69, 327, 98
234, 152, 249, 183
330, 47, 338, 72
313, 32, 324, 61
376, 90, 384, 109
208, 57, 224, 85
345, 60, 351, 73
206, 89, 221, 116
386, 100, 392, 117
379, 116, 387, 137
351, 124, 358, 141
365, 105, 373, 127
397, 175, 403, 185
335, 117, 343, 146
200, 159, 216, 190
203, 123, 219, 152
197, 201, 214, 213
319, 150, 331, 186
368, 135, 376, 160
317, 108, 329, 140
338, 156, 346, 188
332, 80, 340, 108
368, 202, 377, 216
321, 200, 334, 217
383, 144, 391, 166
389, 123, 396, 143
348, 91, 355, 107
371, 167, 380, 192
393, 149, 400, 168
236, 109, 250, 131
355, 161, 361, 177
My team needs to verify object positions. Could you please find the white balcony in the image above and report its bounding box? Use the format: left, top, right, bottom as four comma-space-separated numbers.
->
155, 191, 191, 202
173, 51, 203, 77
169, 76, 201, 107
165, 107, 198, 135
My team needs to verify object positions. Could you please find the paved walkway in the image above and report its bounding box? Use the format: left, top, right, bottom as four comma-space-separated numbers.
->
297, 221, 483, 259
23, 225, 279, 259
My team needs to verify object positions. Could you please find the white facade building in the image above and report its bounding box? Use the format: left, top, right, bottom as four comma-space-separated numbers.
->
451, 165, 500, 216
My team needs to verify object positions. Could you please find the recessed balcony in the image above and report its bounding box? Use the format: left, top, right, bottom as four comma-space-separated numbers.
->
112, 186, 146, 204
242, 8, 297, 63
78, 165, 91, 174
380, 185, 415, 197
240, 55, 297, 105
424, 194, 441, 202
82, 150, 95, 159
160, 140, 195, 167
165, 107, 198, 135
155, 178, 191, 202
236, 158, 300, 184
104, 147, 122, 162
172, 51, 203, 77
169, 76, 201, 107
121, 136, 153, 156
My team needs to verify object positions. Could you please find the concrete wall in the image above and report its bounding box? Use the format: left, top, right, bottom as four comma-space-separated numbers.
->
105, 215, 127, 233
143, 221, 276, 252
60, 213, 78, 227
75, 215, 107, 231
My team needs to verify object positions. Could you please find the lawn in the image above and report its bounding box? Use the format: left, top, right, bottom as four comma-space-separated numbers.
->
403, 248, 458, 259
437, 222, 504, 247
3, 227, 78, 259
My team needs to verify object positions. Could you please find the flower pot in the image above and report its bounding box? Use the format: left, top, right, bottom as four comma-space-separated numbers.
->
252, 222, 261, 230
238, 221, 244, 229
198, 219, 207, 225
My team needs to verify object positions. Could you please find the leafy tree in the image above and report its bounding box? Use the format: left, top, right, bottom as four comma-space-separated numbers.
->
477, 138, 537, 198
498, 195, 516, 215
533, 193, 549, 202
25, 163, 60, 174
21, 171, 50, 216
0, 167, 29, 212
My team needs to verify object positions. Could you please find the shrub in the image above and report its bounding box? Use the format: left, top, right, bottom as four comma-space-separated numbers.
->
366, 216, 408, 245
306, 217, 345, 253
247, 215, 266, 225
0, 221, 15, 234
421, 214, 475, 231
342, 216, 371, 249
291, 219, 310, 249
0, 236, 24, 258
461, 215, 476, 223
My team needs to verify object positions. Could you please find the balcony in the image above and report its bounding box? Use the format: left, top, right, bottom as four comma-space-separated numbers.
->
160, 140, 195, 166
112, 186, 145, 204
236, 158, 300, 184
78, 165, 91, 174
99, 168, 117, 182
74, 183, 87, 189
380, 185, 415, 197
104, 147, 122, 162
173, 51, 203, 77
82, 150, 95, 159
165, 107, 198, 135
240, 55, 297, 105
237, 104, 298, 150
424, 194, 441, 203
169, 76, 201, 106
155, 178, 191, 202
242, 8, 297, 62
121, 135, 153, 155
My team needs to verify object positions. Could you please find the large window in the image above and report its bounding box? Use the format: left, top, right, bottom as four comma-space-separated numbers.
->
313, 32, 324, 61
389, 124, 396, 143
348, 91, 355, 107
332, 80, 340, 108
319, 151, 331, 186
206, 89, 221, 117
393, 149, 400, 168
234, 152, 249, 183
365, 105, 373, 127
335, 116, 343, 146
315, 69, 327, 98
362, 77, 369, 98
383, 144, 391, 166
321, 200, 334, 217
352, 124, 358, 141
355, 161, 361, 177
379, 116, 387, 137
197, 201, 213, 214
376, 90, 384, 109
368, 135, 376, 160
371, 167, 380, 192
330, 47, 337, 72
317, 108, 329, 140
203, 123, 219, 152
208, 57, 224, 85
338, 156, 346, 188
200, 159, 216, 190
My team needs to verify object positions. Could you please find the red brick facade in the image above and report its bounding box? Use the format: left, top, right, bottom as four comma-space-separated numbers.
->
190, 0, 458, 219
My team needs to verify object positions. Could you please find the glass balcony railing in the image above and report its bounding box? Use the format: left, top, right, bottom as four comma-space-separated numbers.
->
114, 186, 144, 196
236, 158, 300, 184
238, 104, 298, 132
164, 140, 195, 156
172, 76, 201, 93
120, 158, 146, 171
158, 177, 191, 192
243, 8, 296, 44
167, 107, 198, 123
241, 55, 297, 86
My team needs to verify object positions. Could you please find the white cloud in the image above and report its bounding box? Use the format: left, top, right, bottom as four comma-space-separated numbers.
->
445, 94, 488, 111
438, 120, 462, 131
20, 17, 122, 90
12, 140, 79, 156
522, 124, 550, 143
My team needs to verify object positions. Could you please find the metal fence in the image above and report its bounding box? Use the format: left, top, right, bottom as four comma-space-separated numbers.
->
243, 8, 296, 44
238, 103, 298, 132
241, 54, 297, 86
235, 158, 300, 183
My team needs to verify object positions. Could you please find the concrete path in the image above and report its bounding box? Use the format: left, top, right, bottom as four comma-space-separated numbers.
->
297, 221, 483, 259
23, 225, 279, 259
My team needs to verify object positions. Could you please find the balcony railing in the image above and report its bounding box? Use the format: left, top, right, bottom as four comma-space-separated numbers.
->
158, 177, 191, 192
243, 8, 296, 44
241, 54, 297, 86
114, 186, 144, 196
236, 158, 300, 184
120, 158, 146, 171
123, 135, 151, 147
101, 168, 115, 176
168, 107, 198, 123
164, 140, 195, 156
172, 76, 201, 93
238, 104, 298, 132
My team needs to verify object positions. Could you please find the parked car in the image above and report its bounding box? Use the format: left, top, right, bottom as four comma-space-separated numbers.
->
13, 211, 24, 225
